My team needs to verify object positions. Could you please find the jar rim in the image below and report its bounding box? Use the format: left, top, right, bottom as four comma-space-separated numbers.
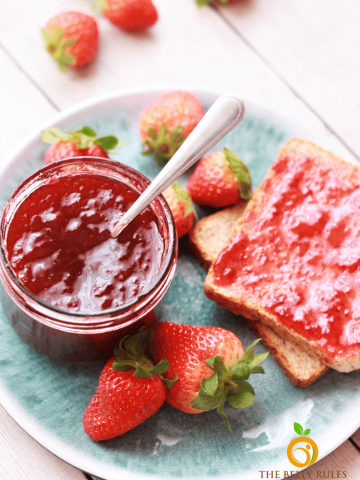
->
0, 157, 177, 322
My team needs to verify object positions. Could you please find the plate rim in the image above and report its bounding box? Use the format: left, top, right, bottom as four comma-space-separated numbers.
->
0, 84, 359, 480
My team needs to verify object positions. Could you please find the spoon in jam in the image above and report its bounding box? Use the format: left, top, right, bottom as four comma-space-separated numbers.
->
111, 94, 245, 238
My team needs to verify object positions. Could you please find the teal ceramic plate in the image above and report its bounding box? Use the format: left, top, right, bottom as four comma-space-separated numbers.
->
0, 86, 359, 480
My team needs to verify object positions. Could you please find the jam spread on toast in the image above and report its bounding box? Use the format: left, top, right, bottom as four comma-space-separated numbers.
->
6, 174, 164, 312
214, 154, 360, 360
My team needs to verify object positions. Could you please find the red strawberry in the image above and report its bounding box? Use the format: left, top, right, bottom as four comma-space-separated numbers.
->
83, 329, 177, 441
42, 126, 124, 165
42, 12, 99, 72
94, 0, 158, 31
187, 147, 252, 208
152, 322, 268, 429
140, 91, 204, 164
162, 182, 195, 239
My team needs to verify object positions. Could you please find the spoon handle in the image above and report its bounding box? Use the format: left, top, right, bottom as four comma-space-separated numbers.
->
111, 94, 245, 238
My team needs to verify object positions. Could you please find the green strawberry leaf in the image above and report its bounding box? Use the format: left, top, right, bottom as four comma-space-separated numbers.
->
171, 182, 195, 216
250, 366, 265, 374
123, 329, 151, 357
58, 53, 75, 66
112, 357, 136, 371
205, 355, 228, 377
247, 352, 269, 371
158, 124, 168, 143
169, 125, 184, 144
227, 391, 254, 409
162, 374, 178, 389
133, 363, 153, 378
141, 123, 186, 163
191, 385, 224, 411
217, 399, 231, 431
191, 339, 268, 430
77, 126, 97, 137
240, 338, 262, 363
113, 335, 131, 358
112, 329, 176, 389
202, 372, 218, 396
41, 127, 71, 143
41, 126, 124, 152
148, 127, 158, 141
154, 153, 165, 165
42, 25, 77, 73
230, 378, 255, 395
150, 358, 170, 375
141, 149, 154, 157
230, 363, 250, 380
196, 0, 211, 7
57, 63, 67, 74
42, 26, 64, 45
95, 135, 119, 151
223, 147, 252, 201
294, 422, 304, 435
74, 133, 92, 149
60, 37, 77, 49
304, 429, 311, 436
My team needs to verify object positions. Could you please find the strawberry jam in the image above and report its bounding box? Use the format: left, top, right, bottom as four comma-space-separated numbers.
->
213, 153, 360, 362
5, 173, 164, 313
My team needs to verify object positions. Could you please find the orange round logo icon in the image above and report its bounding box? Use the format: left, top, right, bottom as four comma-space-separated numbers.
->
287, 423, 319, 468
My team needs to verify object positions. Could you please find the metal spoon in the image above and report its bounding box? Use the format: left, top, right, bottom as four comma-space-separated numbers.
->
111, 94, 245, 238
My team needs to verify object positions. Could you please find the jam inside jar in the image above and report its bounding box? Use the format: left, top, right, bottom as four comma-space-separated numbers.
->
0, 158, 178, 362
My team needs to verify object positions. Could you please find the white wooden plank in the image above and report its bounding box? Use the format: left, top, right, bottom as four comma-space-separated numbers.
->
0, 404, 86, 480
351, 428, 360, 449
0, 47, 57, 161
216, 0, 360, 158
0, 0, 357, 165
288, 440, 360, 480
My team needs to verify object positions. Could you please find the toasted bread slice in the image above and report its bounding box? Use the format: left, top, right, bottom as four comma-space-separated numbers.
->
188, 202, 247, 270
189, 200, 328, 386
205, 138, 360, 373
245, 320, 327, 387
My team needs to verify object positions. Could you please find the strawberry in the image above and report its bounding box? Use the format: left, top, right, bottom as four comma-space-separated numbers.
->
83, 329, 177, 441
93, 0, 158, 31
41, 126, 125, 165
152, 322, 268, 429
140, 91, 204, 164
42, 12, 99, 73
162, 182, 196, 239
187, 147, 252, 208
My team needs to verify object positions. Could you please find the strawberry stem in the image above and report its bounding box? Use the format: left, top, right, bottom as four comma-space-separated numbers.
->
112, 329, 177, 389
41, 26, 76, 73
191, 339, 269, 430
223, 147, 252, 201
142, 124, 186, 163
226, 378, 240, 389
41, 126, 125, 152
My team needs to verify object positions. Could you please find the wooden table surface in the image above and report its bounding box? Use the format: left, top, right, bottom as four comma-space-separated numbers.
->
1, 1, 360, 479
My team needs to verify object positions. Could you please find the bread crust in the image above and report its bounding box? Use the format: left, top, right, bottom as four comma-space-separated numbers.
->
188, 202, 247, 270
205, 138, 360, 373
244, 319, 328, 387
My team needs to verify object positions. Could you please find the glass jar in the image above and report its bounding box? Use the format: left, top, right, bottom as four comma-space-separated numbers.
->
0, 158, 178, 362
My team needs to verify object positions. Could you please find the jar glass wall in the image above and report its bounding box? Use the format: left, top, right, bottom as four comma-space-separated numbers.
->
0, 157, 178, 362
